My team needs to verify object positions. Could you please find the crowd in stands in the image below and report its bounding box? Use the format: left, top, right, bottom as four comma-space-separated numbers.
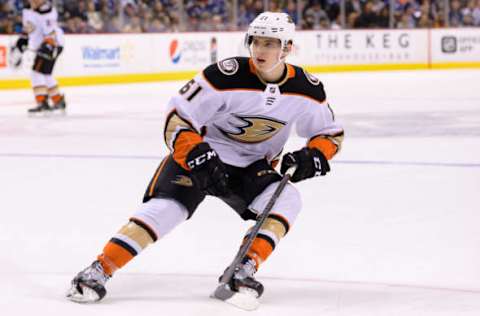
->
299, 0, 480, 28
0, 0, 479, 34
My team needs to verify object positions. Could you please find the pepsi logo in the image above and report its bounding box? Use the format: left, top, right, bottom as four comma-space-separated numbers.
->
0, 46, 6, 68
169, 39, 181, 64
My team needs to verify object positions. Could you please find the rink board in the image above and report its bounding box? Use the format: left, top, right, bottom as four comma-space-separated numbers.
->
0, 28, 479, 89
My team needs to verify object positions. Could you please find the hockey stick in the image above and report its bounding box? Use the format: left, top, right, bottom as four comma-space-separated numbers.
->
212, 165, 297, 308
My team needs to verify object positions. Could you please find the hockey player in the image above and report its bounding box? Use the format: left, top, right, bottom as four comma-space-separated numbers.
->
67, 12, 344, 308
15, 0, 66, 114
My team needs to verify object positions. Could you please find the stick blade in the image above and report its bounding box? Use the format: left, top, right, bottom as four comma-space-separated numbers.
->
211, 283, 260, 311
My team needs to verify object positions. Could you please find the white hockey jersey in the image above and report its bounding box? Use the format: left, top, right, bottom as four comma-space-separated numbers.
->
164, 57, 344, 169
23, 3, 65, 51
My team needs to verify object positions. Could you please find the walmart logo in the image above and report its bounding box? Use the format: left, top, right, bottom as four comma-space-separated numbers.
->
82, 47, 120, 60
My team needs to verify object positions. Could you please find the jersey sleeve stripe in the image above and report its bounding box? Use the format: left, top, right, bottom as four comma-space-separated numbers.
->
164, 110, 198, 151
308, 132, 344, 160
172, 130, 203, 170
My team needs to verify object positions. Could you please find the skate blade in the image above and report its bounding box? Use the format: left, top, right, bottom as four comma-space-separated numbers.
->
51, 109, 67, 116
27, 110, 53, 118
66, 284, 101, 303
211, 284, 260, 311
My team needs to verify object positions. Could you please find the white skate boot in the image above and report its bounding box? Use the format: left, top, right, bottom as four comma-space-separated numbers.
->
66, 260, 110, 303
212, 257, 264, 310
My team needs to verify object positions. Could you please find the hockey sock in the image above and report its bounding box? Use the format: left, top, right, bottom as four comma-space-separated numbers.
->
48, 85, 62, 104
97, 219, 157, 275
51, 94, 62, 104
35, 94, 47, 104
33, 85, 48, 105
245, 213, 290, 270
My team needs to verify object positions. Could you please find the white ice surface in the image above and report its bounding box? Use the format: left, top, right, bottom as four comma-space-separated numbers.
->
1, 69, 480, 315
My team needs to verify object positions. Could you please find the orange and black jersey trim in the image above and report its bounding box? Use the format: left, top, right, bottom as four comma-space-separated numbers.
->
35, 4, 54, 14
308, 131, 345, 160
163, 110, 203, 170
202, 57, 327, 104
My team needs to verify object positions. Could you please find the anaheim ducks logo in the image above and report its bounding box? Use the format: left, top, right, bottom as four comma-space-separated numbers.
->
171, 175, 193, 187
216, 115, 286, 143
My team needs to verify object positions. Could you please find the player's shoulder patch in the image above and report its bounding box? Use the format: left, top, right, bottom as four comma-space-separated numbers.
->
303, 69, 321, 86
217, 57, 239, 76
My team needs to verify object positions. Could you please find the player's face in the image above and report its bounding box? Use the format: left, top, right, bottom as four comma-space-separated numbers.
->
29, 0, 45, 9
250, 37, 284, 72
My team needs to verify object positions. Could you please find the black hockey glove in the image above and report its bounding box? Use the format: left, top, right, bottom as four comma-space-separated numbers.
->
280, 147, 330, 183
37, 40, 57, 60
186, 142, 229, 196
15, 35, 28, 53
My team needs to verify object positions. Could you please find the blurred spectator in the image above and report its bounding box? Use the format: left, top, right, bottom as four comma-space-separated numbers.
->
122, 15, 142, 32
238, 1, 257, 28
355, 1, 379, 28
86, 0, 104, 31
184, 0, 228, 31
151, 0, 167, 19
432, 10, 446, 27
62, 16, 75, 33
462, 0, 480, 25
64, 0, 89, 22
121, 1, 137, 26
283, 0, 298, 24
462, 12, 475, 26
268, 0, 281, 12
330, 14, 342, 29
346, 0, 362, 17
397, 12, 413, 28
417, 2, 432, 24
146, 17, 167, 32
1, 0, 480, 34
104, 15, 122, 32
371, 0, 385, 15
417, 12, 432, 27
325, 0, 340, 21
474, 0, 480, 26
238, 0, 264, 28
211, 13, 227, 30
449, 0, 463, 26
377, 6, 390, 27
303, 2, 330, 29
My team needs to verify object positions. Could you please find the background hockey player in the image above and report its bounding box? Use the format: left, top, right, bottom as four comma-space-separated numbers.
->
67, 11, 344, 308
14, 0, 66, 114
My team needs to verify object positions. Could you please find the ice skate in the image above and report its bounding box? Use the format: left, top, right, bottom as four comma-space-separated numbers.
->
212, 257, 263, 311
27, 100, 51, 116
51, 95, 67, 115
66, 260, 110, 303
